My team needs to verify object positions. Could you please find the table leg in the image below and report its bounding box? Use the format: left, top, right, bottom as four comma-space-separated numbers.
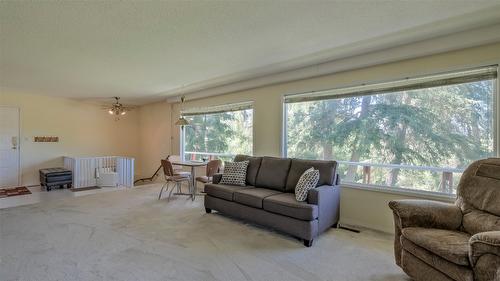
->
191, 166, 196, 200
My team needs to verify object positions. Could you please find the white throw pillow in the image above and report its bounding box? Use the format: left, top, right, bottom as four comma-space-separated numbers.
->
295, 167, 320, 201
220, 161, 249, 186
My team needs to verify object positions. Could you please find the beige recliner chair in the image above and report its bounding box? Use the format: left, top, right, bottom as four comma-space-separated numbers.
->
389, 158, 500, 281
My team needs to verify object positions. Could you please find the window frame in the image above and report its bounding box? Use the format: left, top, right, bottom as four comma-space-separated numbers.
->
281, 64, 500, 198
179, 102, 254, 161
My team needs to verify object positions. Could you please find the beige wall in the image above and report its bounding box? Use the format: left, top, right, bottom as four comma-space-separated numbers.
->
137, 101, 172, 178
0, 91, 141, 186
148, 42, 499, 233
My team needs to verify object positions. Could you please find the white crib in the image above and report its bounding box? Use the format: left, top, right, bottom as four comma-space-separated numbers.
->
63, 156, 135, 189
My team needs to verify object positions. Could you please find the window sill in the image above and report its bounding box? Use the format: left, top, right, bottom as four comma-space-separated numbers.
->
340, 182, 456, 202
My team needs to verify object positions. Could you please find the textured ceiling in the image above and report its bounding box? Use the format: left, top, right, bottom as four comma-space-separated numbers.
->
1, 1, 500, 104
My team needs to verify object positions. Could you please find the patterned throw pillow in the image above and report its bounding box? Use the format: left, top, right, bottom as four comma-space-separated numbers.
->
295, 167, 320, 201
220, 161, 249, 186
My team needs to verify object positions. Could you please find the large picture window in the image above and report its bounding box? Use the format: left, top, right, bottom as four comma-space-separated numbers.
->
181, 102, 253, 161
284, 66, 498, 195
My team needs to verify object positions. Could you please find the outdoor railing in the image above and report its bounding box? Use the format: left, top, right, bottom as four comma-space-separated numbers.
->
336, 161, 464, 194
183, 151, 463, 194
184, 151, 236, 161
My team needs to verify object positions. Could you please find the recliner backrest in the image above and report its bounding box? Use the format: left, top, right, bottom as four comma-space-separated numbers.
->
456, 158, 500, 234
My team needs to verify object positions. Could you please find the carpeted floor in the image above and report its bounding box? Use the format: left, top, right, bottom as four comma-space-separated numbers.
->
0, 183, 409, 281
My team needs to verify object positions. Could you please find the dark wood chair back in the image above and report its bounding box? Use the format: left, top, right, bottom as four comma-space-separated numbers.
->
161, 159, 175, 177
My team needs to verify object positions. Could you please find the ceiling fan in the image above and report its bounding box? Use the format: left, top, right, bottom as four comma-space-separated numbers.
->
104, 97, 134, 120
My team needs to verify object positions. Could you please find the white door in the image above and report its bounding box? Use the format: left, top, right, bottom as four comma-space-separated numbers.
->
0, 107, 20, 187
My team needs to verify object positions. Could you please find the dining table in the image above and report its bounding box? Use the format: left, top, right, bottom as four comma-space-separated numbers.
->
171, 160, 207, 199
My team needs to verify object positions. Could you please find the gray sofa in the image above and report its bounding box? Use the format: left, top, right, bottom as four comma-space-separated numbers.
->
389, 158, 500, 281
204, 155, 340, 247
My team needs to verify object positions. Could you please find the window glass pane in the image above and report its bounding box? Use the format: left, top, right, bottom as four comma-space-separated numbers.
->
183, 109, 253, 161
286, 79, 496, 194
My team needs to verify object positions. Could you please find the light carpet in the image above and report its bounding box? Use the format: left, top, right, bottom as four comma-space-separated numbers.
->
0, 183, 409, 281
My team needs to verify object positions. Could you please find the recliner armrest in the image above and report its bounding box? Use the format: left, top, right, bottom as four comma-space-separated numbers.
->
389, 199, 462, 230
469, 231, 500, 266
212, 173, 223, 184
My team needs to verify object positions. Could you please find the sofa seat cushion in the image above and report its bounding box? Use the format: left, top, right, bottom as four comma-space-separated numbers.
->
402, 227, 471, 266
205, 184, 253, 201
233, 188, 282, 209
263, 193, 318, 221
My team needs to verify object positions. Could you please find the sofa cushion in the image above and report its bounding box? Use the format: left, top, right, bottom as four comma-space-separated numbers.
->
205, 184, 253, 201
285, 159, 337, 192
402, 227, 471, 266
233, 188, 282, 209
263, 193, 318, 221
234, 155, 262, 186
255, 157, 291, 191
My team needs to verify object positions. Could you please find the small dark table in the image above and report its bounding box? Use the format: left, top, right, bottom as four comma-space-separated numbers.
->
39, 168, 72, 191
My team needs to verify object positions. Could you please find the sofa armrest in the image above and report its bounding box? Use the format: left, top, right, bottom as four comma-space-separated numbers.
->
212, 173, 223, 184
389, 199, 462, 230
469, 231, 500, 265
307, 185, 340, 233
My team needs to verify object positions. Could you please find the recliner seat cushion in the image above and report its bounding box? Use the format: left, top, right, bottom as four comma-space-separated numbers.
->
234, 155, 262, 186
205, 184, 253, 201
285, 159, 337, 192
233, 188, 282, 208
255, 157, 291, 192
401, 236, 473, 281
263, 193, 318, 221
402, 227, 471, 266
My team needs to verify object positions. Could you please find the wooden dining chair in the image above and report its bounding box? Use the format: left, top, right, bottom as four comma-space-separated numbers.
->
195, 159, 223, 192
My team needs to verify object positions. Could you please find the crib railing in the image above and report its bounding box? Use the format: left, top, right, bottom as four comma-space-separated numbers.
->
63, 156, 135, 188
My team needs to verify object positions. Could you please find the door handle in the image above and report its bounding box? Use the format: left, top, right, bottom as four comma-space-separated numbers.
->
11, 136, 17, 150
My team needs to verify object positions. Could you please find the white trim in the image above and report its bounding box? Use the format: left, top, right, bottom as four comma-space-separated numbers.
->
284, 65, 496, 103
341, 183, 455, 202
281, 95, 287, 158
495, 63, 500, 157
181, 101, 254, 116
0, 106, 21, 187
179, 126, 185, 161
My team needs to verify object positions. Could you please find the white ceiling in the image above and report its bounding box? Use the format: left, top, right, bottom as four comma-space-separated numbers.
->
1, 1, 500, 105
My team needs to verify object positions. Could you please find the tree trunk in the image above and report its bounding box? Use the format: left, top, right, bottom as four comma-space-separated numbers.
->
345, 96, 372, 181
386, 94, 410, 186
322, 101, 337, 160
322, 143, 333, 160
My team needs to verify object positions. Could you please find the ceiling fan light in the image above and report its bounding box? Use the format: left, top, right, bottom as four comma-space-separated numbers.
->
108, 110, 114, 115
121, 111, 126, 115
